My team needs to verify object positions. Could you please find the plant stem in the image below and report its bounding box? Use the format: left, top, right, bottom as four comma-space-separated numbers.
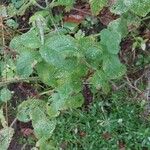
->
39, 89, 54, 96
0, 77, 39, 87
10, 118, 17, 128
141, 16, 150, 21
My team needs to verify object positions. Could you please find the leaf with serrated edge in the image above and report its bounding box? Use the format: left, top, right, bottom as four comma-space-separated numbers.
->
103, 55, 126, 79
17, 99, 46, 122
16, 50, 40, 77
36, 61, 57, 87
111, 0, 150, 17
31, 107, 56, 139
0, 88, 12, 103
100, 29, 121, 54
0, 127, 14, 150
90, 0, 108, 15
20, 29, 41, 49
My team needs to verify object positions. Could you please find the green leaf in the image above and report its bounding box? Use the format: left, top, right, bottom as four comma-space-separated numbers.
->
100, 29, 121, 54
16, 50, 40, 77
1, 59, 16, 80
29, 10, 49, 23
46, 105, 60, 119
36, 61, 57, 87
37, 138, 57, 150
7, 3, 17, 17
65, 93, 84, 109
17, 99, 46, 122
77, 37, 103, 68
20, 29, 41, 49
31, 108, 56, 139
11, 0, 26, 9
40, 45, 65, 67
47, 80, 83, 118
46, 93, 61, 118
0, 127, 14, 150
44, 34, 76, 53
58, 74, 83, 95
129, 0, 150, 17
110, 0, 129, 15
6, 19, 19, 29
9, 35, 25, 53
55, 0, 74, 11
103, 55, 126, 79
108, 18, 128, 38
17, 99, 56, 140
39, 35, 77, 67
47, 91, 69, 115
57, 81, 76, 99
10, 29, 41, 52
90, 70, 109, 90
0, 5, 7, 17
125, 13, 141, 30
0, 88, 12, 103
111, 0, 150, 17
89, 0, 108, 15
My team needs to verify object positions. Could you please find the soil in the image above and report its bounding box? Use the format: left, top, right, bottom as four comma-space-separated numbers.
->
7, 83, 37, 150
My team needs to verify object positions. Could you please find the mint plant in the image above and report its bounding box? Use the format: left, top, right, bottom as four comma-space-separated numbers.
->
0, 0, 150, 149
10, 20, 125, 149
8, 18, 126, 150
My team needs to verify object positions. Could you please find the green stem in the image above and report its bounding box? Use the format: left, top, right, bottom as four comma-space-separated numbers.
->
39, 89, 54, 96
0, 77, 39, 87
141, 15, 150, 21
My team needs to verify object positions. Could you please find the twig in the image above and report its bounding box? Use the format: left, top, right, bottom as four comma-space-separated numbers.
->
33, 1, 46, 9
134, 73, 145, 88
72, 7, 92, 16
45, 0, 48, 7
110, 81, 126, 90
125, 76, 142, 94
21, 144, 27, 150
146, 69, 150, 101
10, 118, 17, 128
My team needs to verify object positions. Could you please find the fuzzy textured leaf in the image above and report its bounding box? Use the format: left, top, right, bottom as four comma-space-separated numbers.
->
110, 0, 129, 15
9, 35, 25, 53
37, 138, 57, 150
100, 29, 121, 54
108, 18, 128, 38
17, 99, 46, 122
65, 93, 84, 108
0, 127, 14, 150
111, 0, 150, 17
19, 29, 41, 49
0, 88, 12, 103
90, 70, 108, 88
103, 55, 126, 79
39, 35, 77, 67
56, 0, 74, 10
78, 37, 103, 67
31, 108, 56, 139
10, 29, 41, 51
36, 61, 57, 87
90, 0, 108, 15
16, 50, 40, 77
130, 0, 150, 17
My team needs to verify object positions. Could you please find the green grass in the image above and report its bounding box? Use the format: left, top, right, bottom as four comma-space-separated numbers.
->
51, 91, 150, 150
